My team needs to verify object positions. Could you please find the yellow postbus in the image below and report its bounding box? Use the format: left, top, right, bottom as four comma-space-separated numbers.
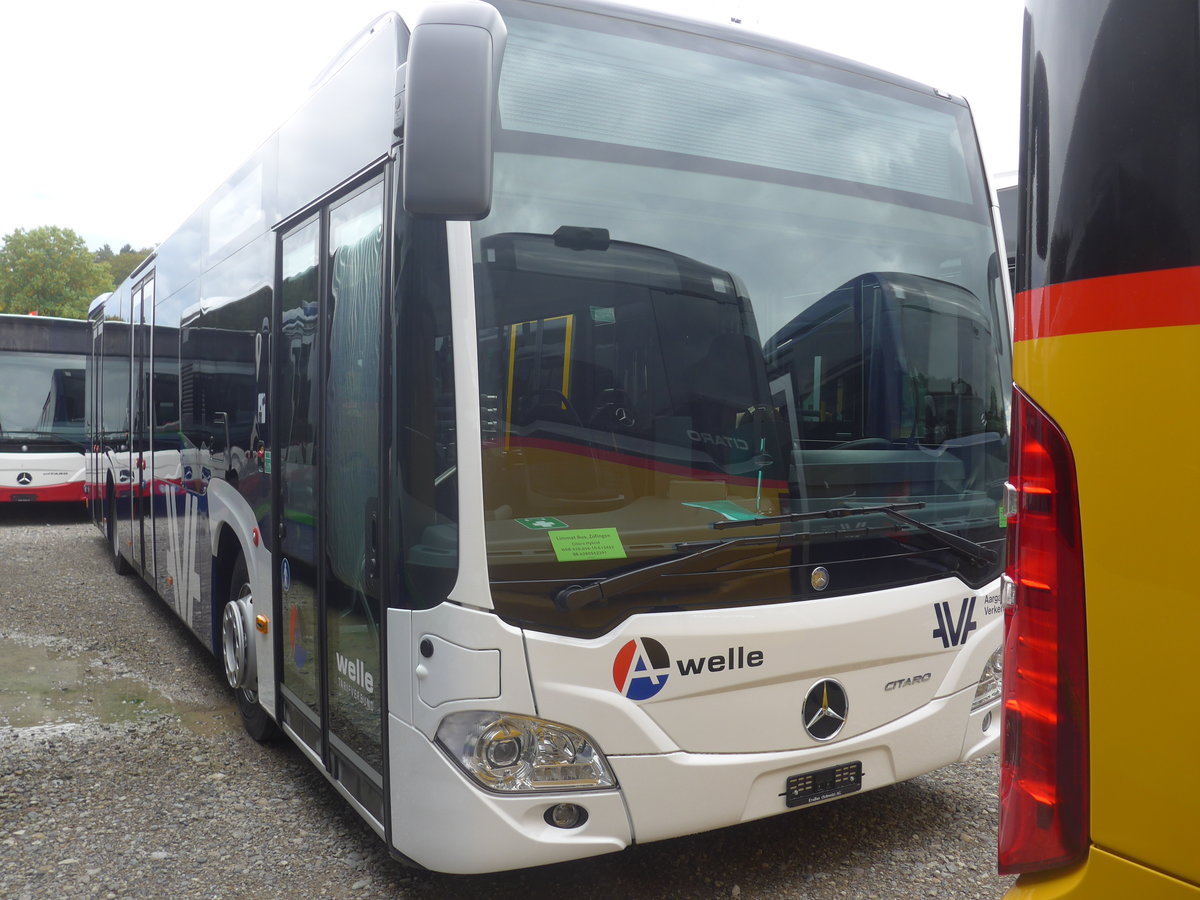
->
1000, 0, 1200, 896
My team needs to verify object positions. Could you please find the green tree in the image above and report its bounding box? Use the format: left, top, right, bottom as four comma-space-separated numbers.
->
0, 226, 113, 319
106, 243, 154, 287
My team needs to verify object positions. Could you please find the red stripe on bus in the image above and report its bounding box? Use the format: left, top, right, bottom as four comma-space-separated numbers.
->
1014, 265, 1200, 342
0, 481, 85, 503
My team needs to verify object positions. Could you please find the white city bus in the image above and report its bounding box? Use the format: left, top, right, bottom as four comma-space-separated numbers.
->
88, 0, 1010, 873
0, 313, 89, 503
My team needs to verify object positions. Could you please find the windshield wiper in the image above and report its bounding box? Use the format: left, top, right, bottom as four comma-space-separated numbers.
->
554, 502, 998, 612
555, 531, 791, 612
710, 502, 997, 568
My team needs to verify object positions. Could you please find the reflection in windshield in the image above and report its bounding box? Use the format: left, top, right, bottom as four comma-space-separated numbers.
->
0, 353, 87, 445
763, 271, 1008, 504
478, 228, 783, 493
470, 9, 1010, 633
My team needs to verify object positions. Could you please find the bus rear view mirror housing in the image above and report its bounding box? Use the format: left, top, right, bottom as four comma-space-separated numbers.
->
402, 1, 507, 220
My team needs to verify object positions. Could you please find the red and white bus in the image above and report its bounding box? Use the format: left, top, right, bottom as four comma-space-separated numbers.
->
0, 313, 90, 503
89, 0, 1011, 873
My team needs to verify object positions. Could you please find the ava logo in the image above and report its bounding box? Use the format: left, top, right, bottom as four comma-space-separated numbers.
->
933, 597, 978, 648
612, 637, 671, 701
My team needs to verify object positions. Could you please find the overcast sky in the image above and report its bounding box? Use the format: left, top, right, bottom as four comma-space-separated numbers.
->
0, 0, 1022, 252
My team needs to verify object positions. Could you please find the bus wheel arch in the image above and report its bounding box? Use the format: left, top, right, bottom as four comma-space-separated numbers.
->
105, 476, 131, 576
222, 546, 281, 742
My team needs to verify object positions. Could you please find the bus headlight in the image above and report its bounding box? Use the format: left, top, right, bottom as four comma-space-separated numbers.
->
971, 645, 1003, 711
435, 711, 616, 792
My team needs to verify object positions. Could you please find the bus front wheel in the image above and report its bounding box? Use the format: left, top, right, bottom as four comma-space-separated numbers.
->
107, 492, 131, 577
224, 554, 281, 742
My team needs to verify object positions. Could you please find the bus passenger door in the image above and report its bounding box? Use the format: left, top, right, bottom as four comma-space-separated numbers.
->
88, 315, 103, 527
103, 295, 133, 560
275, 175, 387, 824
130, 274, 154, 575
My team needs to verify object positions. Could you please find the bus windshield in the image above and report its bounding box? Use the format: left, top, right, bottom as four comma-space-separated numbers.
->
471, 6, 1010, 634
0, 351, 87, 447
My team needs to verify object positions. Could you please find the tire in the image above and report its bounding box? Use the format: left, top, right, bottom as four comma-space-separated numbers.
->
107, 493, 131, 576
226, 554, 281, 742
236, 686, 280, 743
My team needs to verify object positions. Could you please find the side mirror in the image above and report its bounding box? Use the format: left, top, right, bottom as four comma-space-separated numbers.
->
402, 1, 507, 219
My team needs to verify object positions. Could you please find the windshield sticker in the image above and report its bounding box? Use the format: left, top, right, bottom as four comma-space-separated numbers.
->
548, 528, 627, 562
516, 516, 569, 530
998, 504, 1006, 528
682, 500, 760, 522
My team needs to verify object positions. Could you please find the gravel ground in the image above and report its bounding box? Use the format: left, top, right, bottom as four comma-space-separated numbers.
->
0, 505, 1016, 899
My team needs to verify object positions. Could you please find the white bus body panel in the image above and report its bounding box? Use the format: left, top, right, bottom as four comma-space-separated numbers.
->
388, 718, 631, 874
612, 683, 995, 845
444, 220, 493, 612
523, 578, 1003, 755
389, 604, 636, 873
386, 582, 1000, 871
0, 452, 85, 494
388, 603, 537, 735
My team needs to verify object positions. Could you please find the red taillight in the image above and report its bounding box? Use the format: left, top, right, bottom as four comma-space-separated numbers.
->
998, 388, 1089, 874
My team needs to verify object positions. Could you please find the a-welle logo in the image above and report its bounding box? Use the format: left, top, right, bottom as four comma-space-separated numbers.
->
612, 637, 766, 701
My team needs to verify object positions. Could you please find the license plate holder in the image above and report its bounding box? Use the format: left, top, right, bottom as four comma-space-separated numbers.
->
783, 761, 863, 808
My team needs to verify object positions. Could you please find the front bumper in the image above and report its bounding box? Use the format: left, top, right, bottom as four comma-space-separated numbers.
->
387, 682, 998, 873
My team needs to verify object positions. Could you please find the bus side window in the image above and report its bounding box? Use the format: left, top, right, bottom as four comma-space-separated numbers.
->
394, 215, 458, 607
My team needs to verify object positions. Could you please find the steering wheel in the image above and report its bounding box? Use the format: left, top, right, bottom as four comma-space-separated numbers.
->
587, 389, 636, 429
518, 388, 584, 426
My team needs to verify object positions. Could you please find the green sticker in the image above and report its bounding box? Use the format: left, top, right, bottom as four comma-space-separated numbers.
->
263, 450, 271, 475
516, 516, 569, 530
548, 528, 627, 562
682, 500, 760, 522
999, 504, 1007, 528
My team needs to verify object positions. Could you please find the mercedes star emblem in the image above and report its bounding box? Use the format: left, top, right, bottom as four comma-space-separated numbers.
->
802, 678, 849, 741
